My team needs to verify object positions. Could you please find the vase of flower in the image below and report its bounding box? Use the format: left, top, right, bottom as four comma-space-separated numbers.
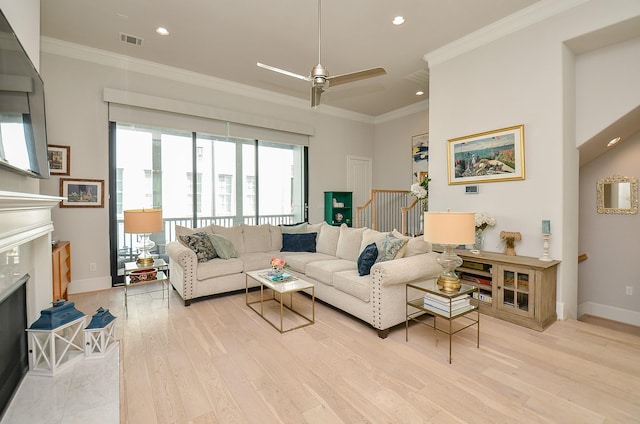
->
473, 212, 496, 252
474, 228, 484, 251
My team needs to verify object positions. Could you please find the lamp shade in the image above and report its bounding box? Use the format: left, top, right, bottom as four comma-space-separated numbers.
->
124, 209, 163, 234
424, 211, 475, 245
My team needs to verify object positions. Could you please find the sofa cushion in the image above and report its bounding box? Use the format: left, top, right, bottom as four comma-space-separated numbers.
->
196, 257, 243, 280
178, 232, 218, 262
175, 224, 211, 238
280, 222, 308, 234
210, 224, 245, 253
357, 243, 378, 276
360, 228, 388, 254
333, 270, 370, 302
392, 230, 431, 257
269, 225, 283, 251
336, 225, 365, 262
305, 259, 355, 286
239, 252, 278, 272
281, 232, 317, 252
376, 234, 408, 262
242, 224, 272, 253
280, 252, 336, 273
208, 234, 239, 259
316, 222, 340, 256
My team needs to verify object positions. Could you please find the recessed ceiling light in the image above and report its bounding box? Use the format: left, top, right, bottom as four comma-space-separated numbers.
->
607, 136, 621, 147
156, 27, 169, 36
416, 91, 424, 96
392, 16, 405, 26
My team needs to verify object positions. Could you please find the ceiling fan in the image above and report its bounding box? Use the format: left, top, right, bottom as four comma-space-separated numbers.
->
257, 0, 386, 108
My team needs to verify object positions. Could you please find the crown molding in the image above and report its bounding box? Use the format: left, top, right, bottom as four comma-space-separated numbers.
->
40, 37, 376, 124
424, 0, 589, 67
374, 100, 429, 124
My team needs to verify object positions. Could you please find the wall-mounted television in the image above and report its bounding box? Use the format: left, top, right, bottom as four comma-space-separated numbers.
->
0, 9, 49, 179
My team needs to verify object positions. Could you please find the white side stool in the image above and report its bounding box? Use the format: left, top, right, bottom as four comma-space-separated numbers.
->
84, 307, 118, 358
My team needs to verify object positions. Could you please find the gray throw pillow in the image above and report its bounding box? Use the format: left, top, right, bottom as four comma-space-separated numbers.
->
208, 234, 238, 259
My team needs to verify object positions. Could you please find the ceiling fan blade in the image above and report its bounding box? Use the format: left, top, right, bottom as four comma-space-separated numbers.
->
257, 62, 311, 82
328, 67, 386, 87
311, 86, 323, 107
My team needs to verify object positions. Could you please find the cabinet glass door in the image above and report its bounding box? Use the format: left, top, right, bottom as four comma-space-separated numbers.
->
499, 267, 534, 317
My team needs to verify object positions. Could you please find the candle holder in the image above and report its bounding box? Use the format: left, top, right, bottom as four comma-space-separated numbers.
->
539, 233, 552, 261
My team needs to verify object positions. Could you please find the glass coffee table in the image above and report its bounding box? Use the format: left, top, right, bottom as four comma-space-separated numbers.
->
245, 269, 315, 333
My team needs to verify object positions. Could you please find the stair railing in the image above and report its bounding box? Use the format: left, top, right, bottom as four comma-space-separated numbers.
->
355, 190, 423, 235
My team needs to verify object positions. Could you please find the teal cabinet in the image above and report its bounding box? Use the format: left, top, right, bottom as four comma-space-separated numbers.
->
324, 192, 352, 227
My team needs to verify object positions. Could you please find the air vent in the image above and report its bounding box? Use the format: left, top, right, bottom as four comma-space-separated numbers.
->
404, 68, 429, 86
119, 32, 143, 47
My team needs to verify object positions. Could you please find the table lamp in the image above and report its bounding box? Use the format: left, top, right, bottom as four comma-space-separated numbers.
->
124, 208, 162, 266
424, 211, 475, 292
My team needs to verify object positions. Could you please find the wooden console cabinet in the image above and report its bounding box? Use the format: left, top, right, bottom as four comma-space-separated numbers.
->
52, 241, 71, 301
453, 249, 560, 331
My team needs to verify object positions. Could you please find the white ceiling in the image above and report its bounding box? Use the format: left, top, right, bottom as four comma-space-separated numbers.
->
40, 0, 540, 117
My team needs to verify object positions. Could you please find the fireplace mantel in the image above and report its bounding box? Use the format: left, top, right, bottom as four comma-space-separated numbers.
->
0, 190, 62, 253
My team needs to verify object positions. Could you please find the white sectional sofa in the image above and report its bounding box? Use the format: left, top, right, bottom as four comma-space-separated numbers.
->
166, 222, 442, 337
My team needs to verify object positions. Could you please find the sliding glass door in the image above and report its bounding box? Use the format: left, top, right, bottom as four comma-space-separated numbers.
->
110, 122, 306, 285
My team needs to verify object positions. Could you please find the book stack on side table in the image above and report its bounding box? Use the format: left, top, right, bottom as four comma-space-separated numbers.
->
423, 292, 470, 315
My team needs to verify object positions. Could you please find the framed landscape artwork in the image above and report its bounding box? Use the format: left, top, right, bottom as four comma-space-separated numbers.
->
59, 178, 104, 208
447, 125, 525, 185
47, 145, 70, 175
411, 133, 429, 181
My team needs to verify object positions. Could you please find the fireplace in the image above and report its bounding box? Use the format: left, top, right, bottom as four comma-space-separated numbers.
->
0, 274, 28, 417
0, 191, 61, 418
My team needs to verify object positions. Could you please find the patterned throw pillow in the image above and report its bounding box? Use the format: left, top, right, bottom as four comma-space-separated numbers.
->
208, 234, 239, 259
178, 232, 217, 262
357, 243, 378, 276
376, 235, 408, 263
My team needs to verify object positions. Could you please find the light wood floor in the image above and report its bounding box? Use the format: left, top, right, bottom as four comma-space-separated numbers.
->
70, 285, 640, 424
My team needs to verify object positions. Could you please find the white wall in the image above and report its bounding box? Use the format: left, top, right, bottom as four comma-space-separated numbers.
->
426, 0, 640, 320
578, 134, 640, 325
576, 36, 640, 146
373, 107, 429, 190
38, 48, 379, 293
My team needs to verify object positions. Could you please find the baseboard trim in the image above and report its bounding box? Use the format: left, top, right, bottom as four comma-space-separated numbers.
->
68, 276, 112, 294
578, 301, 640, 327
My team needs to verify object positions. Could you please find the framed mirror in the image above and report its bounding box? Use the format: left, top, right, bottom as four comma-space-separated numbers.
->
597, 175, 638, 214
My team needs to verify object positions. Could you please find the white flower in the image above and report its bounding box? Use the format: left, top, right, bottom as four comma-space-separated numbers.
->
410, 182, 428, 200
475, 212, 496, 231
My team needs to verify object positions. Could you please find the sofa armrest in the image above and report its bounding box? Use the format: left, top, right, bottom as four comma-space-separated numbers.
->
166, 241, 197, 305
166, 240, 197, 268
371, 252, 441, 287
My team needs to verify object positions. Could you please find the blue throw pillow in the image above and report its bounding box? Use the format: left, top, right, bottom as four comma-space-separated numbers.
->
281, 232, 317, 252
357, 243, 378, 276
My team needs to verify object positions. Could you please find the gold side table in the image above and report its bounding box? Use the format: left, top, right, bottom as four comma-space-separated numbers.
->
246, 270, 315, 333
124, 259, 170, 315
406, 280, 479, 363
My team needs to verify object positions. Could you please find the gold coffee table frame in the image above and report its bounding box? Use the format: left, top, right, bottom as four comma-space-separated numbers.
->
245, 270, 315, 333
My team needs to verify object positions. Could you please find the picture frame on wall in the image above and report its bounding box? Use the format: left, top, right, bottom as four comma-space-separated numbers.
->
411, 133, 429, 181
59, 178, 104, 208
47, 145, 70, 176
447, 124, 525, 185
